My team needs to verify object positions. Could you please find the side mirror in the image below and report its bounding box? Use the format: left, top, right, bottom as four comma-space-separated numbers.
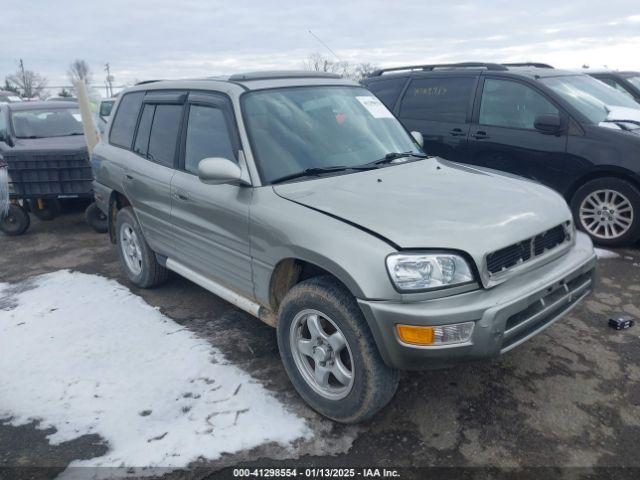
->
411, 131, 424, 148
197, 157, 242, 185
534, 114, 562, 134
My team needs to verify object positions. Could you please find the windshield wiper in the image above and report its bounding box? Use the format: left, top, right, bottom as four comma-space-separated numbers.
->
365, 151, 429, 167
271, 165, 376, 184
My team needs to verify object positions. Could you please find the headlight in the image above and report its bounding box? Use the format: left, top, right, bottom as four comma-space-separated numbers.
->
386, 253, 475, 292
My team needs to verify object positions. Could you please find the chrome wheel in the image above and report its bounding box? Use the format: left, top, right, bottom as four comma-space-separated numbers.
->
579, 189, 634, 240
289, 309, 355, 400
119, 222, 143, 275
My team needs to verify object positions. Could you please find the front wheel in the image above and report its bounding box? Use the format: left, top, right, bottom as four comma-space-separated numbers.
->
277, 276, 399, 423
0, 204, 30, 236
571, 177, 640, 247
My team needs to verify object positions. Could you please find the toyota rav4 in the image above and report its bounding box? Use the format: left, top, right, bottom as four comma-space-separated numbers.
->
91, 71, 597, 422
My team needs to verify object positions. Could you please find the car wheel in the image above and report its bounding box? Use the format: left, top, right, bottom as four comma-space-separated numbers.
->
85, 202, 108, 233
115, 207, 168, 288
571, 177, 640, 247
0, 204, 30, 236
30, 199, 61, 221
277, 275, 399, 423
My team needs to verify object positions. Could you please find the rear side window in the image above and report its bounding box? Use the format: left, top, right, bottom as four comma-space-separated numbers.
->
399, 77, 475, 122
109, 92, 144, 148
147, 104, 183, 168
479, 79, 559, 130
133, 104, 154, 156
184, 105, 235, 174
366, 78, 406, 109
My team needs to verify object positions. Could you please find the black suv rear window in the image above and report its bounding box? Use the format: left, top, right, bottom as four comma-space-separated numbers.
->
366, 78, 406, 109
110, 92, 144, 148
399, 77, 475, 123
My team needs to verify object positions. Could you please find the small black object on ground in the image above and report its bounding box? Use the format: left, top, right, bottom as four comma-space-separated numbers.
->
609, 315, 635, 330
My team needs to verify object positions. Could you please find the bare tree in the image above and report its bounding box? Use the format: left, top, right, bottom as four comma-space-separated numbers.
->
303, 52, 378, 82
68, 59, 92, 85
5, 59, 48, 98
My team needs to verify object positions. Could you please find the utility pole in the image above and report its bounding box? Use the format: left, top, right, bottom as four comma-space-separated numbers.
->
19, 58, 28, 97
104, 63, 114, 97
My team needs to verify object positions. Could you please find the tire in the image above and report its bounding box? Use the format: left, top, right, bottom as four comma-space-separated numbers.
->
277, 276, 399, 423
0, 204, 30, 236
115, 207, 168, 288
85, 202, 108, 233
570, 177, 640, 247
30, 199, 61, 221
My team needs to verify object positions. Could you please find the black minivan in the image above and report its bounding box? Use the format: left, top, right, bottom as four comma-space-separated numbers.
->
362, 63, 640, 247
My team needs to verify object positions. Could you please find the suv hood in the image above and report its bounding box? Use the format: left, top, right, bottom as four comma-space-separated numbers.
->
274, 159, 572, 277
599, 105, 640, 133
7, 135, 88, 152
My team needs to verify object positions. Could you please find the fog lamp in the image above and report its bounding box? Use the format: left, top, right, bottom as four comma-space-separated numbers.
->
396, 321, 474, 346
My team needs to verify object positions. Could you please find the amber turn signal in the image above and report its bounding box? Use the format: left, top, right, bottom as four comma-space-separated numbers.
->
395, 324, 435, 346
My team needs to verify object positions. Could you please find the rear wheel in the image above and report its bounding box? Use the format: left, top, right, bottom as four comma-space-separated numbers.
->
85, 202, 108, 233
277, 276, 399, 423
571, 177, 640, 247
116, 207, 168, 288
0, 204, 30, 236
30, 199, 61, 221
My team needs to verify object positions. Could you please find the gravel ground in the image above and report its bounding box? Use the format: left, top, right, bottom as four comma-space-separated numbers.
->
0, 204, 639, 480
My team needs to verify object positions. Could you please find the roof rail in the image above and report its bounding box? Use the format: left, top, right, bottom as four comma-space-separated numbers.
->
370, 62, 509, 76
135, 79, 163, 85
502, 62, 554, 69
228, 71, 342, 82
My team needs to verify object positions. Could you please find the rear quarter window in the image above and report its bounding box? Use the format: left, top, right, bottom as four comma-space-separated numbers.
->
399, 77, 475, 123
365, 78, 407, 110
109, 92, 144, 149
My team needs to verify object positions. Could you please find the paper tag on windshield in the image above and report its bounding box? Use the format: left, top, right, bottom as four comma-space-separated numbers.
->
356, 96, 394, 118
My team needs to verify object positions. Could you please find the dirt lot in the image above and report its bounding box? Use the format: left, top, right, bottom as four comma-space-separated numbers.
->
1, 205, 639, 479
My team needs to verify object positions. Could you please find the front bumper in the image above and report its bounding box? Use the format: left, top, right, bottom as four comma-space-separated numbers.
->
358, 232, 597, 370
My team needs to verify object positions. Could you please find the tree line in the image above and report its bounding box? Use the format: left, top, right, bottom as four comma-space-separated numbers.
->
2, 53, 377, 99
2, 59, 93, 99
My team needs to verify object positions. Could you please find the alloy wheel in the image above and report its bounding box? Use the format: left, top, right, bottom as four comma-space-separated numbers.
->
119, 222, 143, 275
579, 189, 634, 240
289, 309, 355, 400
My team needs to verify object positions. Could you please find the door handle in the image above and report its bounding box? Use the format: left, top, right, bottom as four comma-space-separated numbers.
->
125, 174, 134, 180
173, 190, 191, 202
471, 131, 490, 140
448, 128, 466, 137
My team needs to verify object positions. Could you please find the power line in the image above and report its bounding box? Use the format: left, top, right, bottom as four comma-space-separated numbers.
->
308, 30, 341, 62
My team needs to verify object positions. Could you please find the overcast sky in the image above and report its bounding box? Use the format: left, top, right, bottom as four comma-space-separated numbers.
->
2, 0, 639, 95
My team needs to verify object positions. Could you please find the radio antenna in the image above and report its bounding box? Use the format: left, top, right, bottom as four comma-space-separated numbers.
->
308, 30, 342, 62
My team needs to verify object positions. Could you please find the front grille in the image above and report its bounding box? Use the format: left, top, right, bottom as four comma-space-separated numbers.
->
487, 224, 570, 276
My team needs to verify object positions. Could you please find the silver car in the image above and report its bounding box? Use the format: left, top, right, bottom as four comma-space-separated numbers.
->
91, 71, 597, 422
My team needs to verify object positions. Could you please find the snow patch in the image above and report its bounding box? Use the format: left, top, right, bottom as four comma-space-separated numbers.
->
0, 271, 311, 472
594, 248, 620, 259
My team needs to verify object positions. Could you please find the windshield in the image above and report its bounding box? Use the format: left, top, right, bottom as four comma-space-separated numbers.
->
541, 75, 640, 123
626, 75, 640, 90
243, 86, 420, 183
11, 107, 84, 138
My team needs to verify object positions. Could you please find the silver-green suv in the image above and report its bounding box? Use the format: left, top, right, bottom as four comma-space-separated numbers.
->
91, 71, 597, 422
